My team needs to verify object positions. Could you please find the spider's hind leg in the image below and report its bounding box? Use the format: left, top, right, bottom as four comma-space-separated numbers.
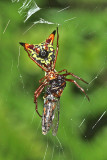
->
34, 83, 47, 117
65, 78, 90, 101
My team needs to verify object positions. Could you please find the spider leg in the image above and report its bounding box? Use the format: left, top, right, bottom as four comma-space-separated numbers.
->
34, 82, 47, 117
39, 75, 48, 83
62, 72, 88, 84
53, 27, 59, 70
65, 78, 90, 101
57, 69, 68, 74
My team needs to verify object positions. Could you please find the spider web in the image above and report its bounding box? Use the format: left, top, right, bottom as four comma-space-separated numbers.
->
1, 0, 107, 160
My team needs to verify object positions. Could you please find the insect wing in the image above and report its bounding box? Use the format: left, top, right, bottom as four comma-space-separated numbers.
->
42, 96, 60, 136
51, 98, 60, 136
42, 97, 53, 135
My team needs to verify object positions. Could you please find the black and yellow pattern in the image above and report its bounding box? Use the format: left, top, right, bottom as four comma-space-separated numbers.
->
19, 30, 56, 70
27, 42, 55, 66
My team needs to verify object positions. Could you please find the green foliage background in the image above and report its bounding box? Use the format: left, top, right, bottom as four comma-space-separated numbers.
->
0, 0, 107, 160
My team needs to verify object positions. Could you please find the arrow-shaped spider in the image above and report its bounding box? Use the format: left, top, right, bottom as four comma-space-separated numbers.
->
19, 28, 89, 136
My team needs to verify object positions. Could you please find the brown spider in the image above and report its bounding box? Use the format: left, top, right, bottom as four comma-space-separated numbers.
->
19, 28, 89, 135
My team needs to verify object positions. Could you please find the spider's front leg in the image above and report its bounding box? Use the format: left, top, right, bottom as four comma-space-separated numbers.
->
62, 72, 88, 84
65, 78, 90, 101
34, 82, 47, 117
53, 27, 59, 70
57, 69, 68, 74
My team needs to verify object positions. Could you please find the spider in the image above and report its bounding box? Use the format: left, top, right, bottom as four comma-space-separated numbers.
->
19, 28, 89, 135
